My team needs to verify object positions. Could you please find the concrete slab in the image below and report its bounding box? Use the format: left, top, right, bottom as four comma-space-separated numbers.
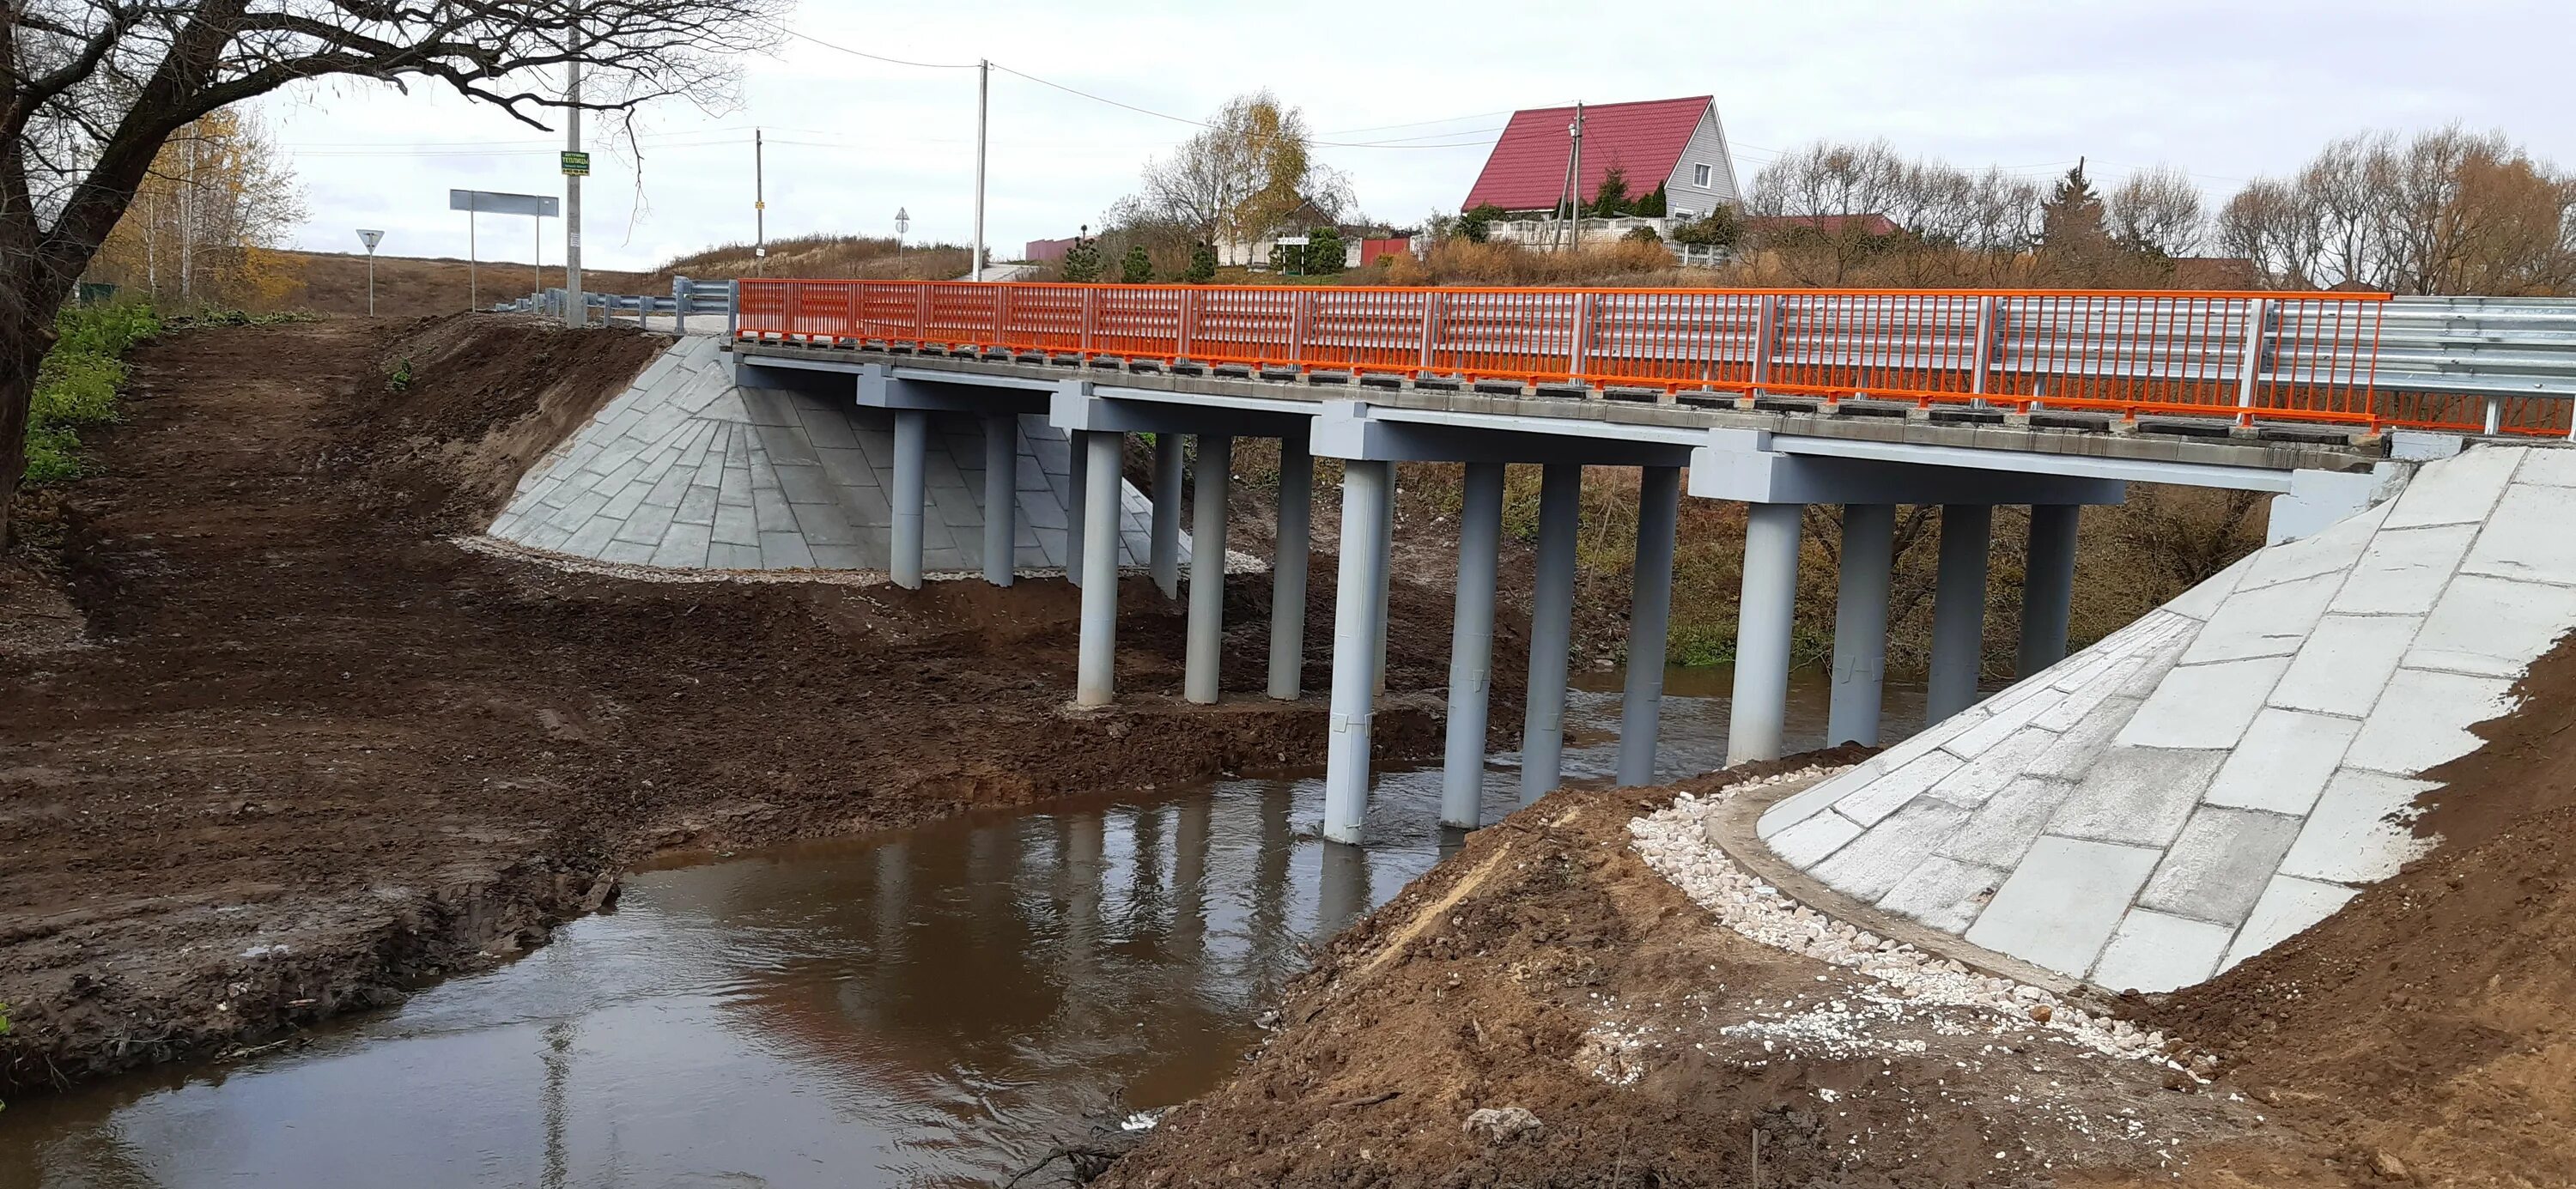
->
2137, 806, 2304, 926
2515, 446, 2576, 488
2202, 709, 2362, 816
1925, 726, 2061, 808
2089, 910, 2233, 992
1758, 767, 1877, 837
2406, 573, 2576, 678
1829, 751, 1967, 828
2046, 746, 2226, 847
2269, 613, 2423, 719
2162, 554, 2256, 622
2459, 481, 2576, 587
1810, 798, 1974, 903
2224, 875, 2356, 971
2236, 500, 2389, 591
1767, 810, 1864, 868
2328, 523, 2478, 616
2279, 769, 2439, 884
1937, 775, 2075, 870
1963, 836, 2161, 977
2178, 569, 2345, 664
2380, 443, 2521, 529
1874, 855, 2007, 932
2343, 667, 2516, 776
2028, 695, 2140, 781
2116, 655, 2290, 750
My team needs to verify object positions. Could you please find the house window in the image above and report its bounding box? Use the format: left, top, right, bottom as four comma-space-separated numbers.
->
1672, 208, 1694, 220
1692, 163, 1713, 189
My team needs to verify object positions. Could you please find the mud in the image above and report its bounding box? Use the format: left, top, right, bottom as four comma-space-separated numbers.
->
0, 316, 1507, 1100
1097, 755, 2278, 1189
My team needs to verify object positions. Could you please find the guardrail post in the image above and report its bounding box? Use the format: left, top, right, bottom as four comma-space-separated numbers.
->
1569, 291, 1596, 382
1748, 294, 1779, 399
2235, 297, 2273, 427
1290, 289, 1312, 371
1079, 288, 1097, 355
726, 282, 738, 338
1969, 295, 1997, 404
673, 276, 690, 335
1177, 288, 1196, 361
2483, 397, 2503, 436
1419, 292, 1442, 373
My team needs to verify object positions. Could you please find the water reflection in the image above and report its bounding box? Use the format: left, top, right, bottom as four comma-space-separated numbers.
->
3, 666, 1927, 1188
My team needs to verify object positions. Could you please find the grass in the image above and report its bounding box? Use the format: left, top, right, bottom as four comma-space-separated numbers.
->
26, 301, 160, 483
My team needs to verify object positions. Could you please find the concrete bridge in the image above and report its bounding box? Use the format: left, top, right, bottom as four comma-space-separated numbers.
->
485, 279, 2576, 987
704, 280, 2502, 845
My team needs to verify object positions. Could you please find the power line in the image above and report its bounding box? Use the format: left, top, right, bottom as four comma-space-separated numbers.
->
782, 27, 977, 70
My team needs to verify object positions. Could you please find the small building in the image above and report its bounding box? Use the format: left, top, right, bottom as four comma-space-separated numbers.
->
1463, 95, 1742, 221
1024, 237, 1077, 264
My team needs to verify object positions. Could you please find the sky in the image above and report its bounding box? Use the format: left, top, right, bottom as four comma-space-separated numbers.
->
258, 0, 2576, 274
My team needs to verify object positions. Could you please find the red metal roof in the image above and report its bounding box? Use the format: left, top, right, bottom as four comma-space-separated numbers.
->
1462, 96, 1712, 213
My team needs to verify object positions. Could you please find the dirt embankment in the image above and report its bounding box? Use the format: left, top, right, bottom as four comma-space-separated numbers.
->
1099, 754, 2287, 1189
0, 314, 1512, 1099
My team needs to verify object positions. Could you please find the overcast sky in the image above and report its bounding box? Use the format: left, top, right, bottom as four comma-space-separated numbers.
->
260, 0, 2576, 273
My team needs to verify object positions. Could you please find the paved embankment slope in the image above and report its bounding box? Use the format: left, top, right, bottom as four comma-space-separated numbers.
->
1748, 442, 2576, 992
485, 334, 1167, 573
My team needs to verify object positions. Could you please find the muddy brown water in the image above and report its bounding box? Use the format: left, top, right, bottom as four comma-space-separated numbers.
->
3, 668, 1925, 1187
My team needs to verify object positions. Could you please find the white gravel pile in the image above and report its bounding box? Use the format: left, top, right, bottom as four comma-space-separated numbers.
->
1628, 769, 2186, 1069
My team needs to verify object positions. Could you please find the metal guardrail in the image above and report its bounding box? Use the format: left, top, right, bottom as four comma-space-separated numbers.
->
493, 276, 738, 335
2372, 295, 2576, 437
735, 280, 2403, 431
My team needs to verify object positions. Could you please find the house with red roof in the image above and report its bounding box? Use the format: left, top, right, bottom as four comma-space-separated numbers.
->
1462, 96, 1741, 221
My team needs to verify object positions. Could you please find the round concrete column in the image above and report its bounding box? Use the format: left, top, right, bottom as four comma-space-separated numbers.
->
1827, 503, 1896, 747
1439, 461, 1506, 827
1518, 464, 1582, 804
1616, 466, 1683, 787
1727, 501, 1804, 765
1928, 503, 1994, 723
2020, 504, 2081, 678
1184, 434, 1232, 704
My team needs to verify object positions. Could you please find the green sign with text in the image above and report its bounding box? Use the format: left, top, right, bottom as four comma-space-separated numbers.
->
560, 151, 591, 176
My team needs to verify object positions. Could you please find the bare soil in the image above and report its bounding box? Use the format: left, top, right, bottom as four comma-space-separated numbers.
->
0, 315, 1510, 1099
1097, 754, 2287, 1189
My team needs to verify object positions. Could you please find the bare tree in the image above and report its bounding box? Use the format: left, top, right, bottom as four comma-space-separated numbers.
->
2216, 126, 2576, 294
2216, 177, 2321, 287
3, 0, 784, 540
2105, 166, 2204, 258
1744, 139, 1911, 283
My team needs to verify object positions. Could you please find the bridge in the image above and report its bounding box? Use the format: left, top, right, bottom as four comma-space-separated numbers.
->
483, 276, 2576, 987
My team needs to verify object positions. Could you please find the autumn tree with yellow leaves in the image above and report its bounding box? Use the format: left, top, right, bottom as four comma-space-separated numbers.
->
85, 109, 307, 308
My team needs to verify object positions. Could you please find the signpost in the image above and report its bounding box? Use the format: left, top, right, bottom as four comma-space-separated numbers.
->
447, 189, 559, 312
355, 229, 385, 316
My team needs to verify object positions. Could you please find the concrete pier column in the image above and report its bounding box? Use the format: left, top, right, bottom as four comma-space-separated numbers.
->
1518, 464, 1582, 804
1062, 429, 1087, 586
1373, 476, 1396, 695
1150, 434, 1185, 598
1728, 501, 1805, 765
1439, 462, 1507, 828
890, 409, 929, 590
1185, 434, 1233, 705
2019, 504, 2081, 678
981, 414, 1018, 587
1321, 459, 1394, 846
1827, 503, 1896, 746
1076, 430, 1125, 707
1616, 466, 1683, 787
1928, 503, 1993, 722
1267, 432, 1313, 700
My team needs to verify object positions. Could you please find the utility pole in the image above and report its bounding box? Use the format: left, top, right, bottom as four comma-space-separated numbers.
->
754, 128, 765, 276
1551, 103, 1585, 253
562, 0, 584, 327
972, 59, 988, 281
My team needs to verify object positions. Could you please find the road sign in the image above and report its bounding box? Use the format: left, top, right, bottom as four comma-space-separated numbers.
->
561, 151, 591, 177
447, 189, 559, 218
356, 228, 384, 252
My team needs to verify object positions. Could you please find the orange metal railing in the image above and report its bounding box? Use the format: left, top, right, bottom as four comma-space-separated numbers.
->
737, 280, 2399, 429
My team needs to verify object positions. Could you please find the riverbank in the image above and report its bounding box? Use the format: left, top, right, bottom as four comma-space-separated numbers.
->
0, 316, 1512, 1099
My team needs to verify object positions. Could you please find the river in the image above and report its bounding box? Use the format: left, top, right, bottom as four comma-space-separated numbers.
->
3, 666, 1927, 1187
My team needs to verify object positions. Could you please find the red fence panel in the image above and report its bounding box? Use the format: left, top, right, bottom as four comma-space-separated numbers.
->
732, 280, 2397, 429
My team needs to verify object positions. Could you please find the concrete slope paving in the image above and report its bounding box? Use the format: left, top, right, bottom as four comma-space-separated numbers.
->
1758, 443, 2576, 992
487, 335, 1170, 571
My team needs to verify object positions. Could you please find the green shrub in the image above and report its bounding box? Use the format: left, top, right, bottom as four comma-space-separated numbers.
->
1185, 240, 1218, 283
1304, 227, 1346, 276
1120, 245, 1153, 284
23, 302, 160, 483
